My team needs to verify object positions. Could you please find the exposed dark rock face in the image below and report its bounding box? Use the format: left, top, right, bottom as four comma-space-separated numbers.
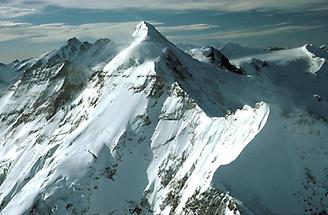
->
203, 47, 244, 75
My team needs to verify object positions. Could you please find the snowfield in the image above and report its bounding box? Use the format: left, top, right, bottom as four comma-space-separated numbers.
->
0, 22, 327, 215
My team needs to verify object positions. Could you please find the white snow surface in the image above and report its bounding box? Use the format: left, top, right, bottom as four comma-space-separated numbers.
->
189, 43, 328, 214
0, 22, 327, 215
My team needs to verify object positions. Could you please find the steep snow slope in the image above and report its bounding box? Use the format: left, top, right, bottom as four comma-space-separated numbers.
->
0, 22, 270, 215
1, 22, 327, 215
209, 45, 328, 215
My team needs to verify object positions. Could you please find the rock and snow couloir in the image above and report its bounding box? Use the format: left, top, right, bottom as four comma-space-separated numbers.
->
0, 21, 327, 215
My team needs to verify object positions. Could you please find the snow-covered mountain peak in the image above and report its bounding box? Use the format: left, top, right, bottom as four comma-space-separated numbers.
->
24, 37, 119, 73
132, 21, 157, 42
104, 21, 182, 73
132, 21, 148, 39
0, 21, 327, 215
53, 37, 93, 60
132, 21, 173, 47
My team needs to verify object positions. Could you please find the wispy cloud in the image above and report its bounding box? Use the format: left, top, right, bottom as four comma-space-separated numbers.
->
0, 20, 30, 27
0, 21, 139, 42
0, 6, 37, 19
156, 24, 219, 32
3, 0, 328, 12
168, 23, 327, 41
0, 21, 220, 42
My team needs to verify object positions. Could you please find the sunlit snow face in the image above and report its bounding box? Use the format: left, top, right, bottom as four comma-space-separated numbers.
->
0, 0, 327, 63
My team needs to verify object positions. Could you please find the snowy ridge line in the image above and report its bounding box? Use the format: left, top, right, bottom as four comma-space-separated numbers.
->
0, 21, 327, 215
229, 44, 326, 74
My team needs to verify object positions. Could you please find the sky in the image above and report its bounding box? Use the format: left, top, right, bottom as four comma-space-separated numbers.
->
0, 0, 327, 63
